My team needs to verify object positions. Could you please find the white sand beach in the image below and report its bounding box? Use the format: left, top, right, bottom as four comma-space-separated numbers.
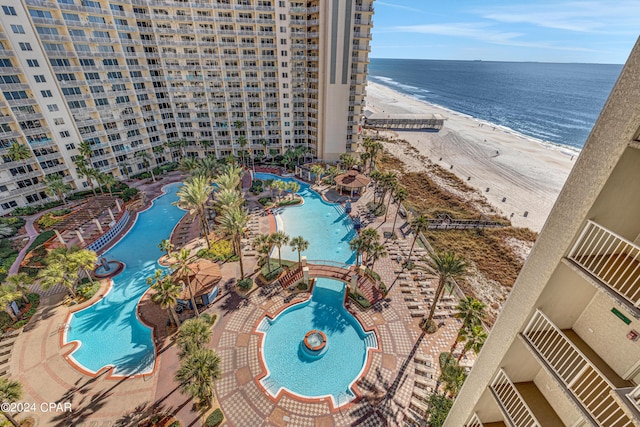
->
365, 81, 577, 232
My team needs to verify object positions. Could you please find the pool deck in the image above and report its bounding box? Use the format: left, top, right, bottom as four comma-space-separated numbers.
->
7, 171, 470, 426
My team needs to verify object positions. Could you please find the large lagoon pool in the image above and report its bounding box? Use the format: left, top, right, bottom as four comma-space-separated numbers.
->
253, 172, 356, 265
257, 278, 377, 407
64, 182, 184, 376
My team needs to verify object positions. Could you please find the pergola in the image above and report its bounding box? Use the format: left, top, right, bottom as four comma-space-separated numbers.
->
51, 196, 123, 248
334, 170, 371, 197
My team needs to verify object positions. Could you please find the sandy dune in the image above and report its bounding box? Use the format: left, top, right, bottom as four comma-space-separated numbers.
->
365, 82, 577, 232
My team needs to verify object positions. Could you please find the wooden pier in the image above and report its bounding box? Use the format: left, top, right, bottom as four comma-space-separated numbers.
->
364, 114, 445, 130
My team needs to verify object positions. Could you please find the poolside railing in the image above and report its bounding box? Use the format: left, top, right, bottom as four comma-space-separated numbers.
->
306, 259, 353, 270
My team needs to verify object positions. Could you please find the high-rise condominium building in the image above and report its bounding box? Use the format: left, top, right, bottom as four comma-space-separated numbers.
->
445, 38, 640, 427
0, 0, 374, 213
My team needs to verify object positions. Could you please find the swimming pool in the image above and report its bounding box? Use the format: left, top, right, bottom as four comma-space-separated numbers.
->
257, 278, 377, 407
253, 173, 356, 265
64, 182, 185, 376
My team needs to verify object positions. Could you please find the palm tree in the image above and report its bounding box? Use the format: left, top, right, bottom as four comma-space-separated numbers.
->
359, 227, 380, 263
391, 186, 408, 234
158, 239, 174, 258
289, 236, 309, 265
78, 141, 92, 162
218, 207, 249, 279
136, 150, 156, 182
213, 188, 242, 213
4, 273, 33, 304
0, 377, 23, 427
44, 174, 71, 205
368, 242, 387, 272
200, 139, 213, 156
349, 235, 365, 267
179, 157, 200, 174
457, 324, 487, 362
421, 251, 467, 332
147, 269, 181, 326
8, 142, 33, 169
176, 317, 211, 357
310, 164, 324, 185
339, 153, 356, 171
175, 347, 221, 408
75, 157, 97, 196
369, 170, 382, 204
237, 135, 247, 166
384, 180, 399, 222
285, 181, 300, 200
407, 215, 430, 263
172, 248, 199, 317
38, 246, 97, 297
438, 356, 467, 398
450, 297, 486, 355
175, 176, 212, 248
0, 286, 21, 321
98, 173, 117, 196
270, 231, 289, 267
252, 234, 273, 272
380, 172, 397, 209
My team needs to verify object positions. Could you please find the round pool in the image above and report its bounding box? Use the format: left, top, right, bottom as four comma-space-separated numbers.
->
257, 278, 378, 407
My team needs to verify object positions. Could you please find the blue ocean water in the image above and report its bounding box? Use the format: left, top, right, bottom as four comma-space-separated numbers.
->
368, 59, 622, 151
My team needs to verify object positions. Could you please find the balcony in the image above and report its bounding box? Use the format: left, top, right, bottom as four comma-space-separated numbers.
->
522, 310, 635, 426
490, 369, 564, 426
568, 220, 640, 309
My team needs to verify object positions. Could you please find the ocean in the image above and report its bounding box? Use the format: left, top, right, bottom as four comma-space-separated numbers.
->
368, 59, 623, 152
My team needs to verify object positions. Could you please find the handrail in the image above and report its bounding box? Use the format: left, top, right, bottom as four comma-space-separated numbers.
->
306, 259, 352, 270
490, 369, 541, 426
568, 220, 640, 307
466, 413, 484, 427
523, 309, 633, 426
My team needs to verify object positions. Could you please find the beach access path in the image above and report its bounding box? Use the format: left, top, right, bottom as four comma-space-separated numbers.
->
366, 81, 576, 232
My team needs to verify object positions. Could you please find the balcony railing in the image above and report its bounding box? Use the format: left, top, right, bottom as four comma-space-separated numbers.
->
523, 310, 634, 426
627, 385, 640, 414
490, 369, 541, 426
466, 414, 483, 427
569, 220, 640, 307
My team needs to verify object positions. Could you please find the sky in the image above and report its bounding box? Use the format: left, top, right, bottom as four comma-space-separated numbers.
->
370, 0, 639, 64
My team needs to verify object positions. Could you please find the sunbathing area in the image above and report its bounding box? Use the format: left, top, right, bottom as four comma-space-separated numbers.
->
1, 144, 484, 426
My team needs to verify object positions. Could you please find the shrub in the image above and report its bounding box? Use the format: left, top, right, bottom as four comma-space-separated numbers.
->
12, 206, 36, 217
249, 180, 263, 195
12, 320, 26, 329
237, 277, 253, 291
366, 201, 386, 217
0, 312, 12, 331
78, 281, 100, 300
121, 187, 139, 202
168, 422, 180, 427
205, 409, 224, 427
50, 208, 71, 217
196, 240, 234, 262
27, 293, 39, 305
349, 293, 371, 309
277, 199, 301, 207
258, 197, 272, 206
37, 213, 62, 229
262, 266, 283, 282
296, 282, 307, 290
26, 230, 55, 254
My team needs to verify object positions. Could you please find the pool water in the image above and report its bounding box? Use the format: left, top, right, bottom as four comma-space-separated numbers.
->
64, 182, 185, 376
253, 173, 356, 265
257, 278, 378, 407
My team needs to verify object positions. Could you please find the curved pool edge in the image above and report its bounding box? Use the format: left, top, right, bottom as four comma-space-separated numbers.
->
252, 280, 381, 411
62, 181, 183, 379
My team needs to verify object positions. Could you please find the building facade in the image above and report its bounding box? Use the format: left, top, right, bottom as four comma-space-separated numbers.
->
0, 0, 373, 212
445, 38, 640, 427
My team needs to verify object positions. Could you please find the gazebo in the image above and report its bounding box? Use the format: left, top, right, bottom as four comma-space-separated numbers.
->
334, 169, 371, 197
174, 259, 222, 306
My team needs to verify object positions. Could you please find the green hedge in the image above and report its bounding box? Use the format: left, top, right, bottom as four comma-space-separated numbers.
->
26, 230, 55, 254
205, 409, 224, 427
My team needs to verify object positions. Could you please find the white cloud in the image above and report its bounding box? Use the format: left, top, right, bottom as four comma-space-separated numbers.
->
375, 1, 424, 14
478, 1, 640, 34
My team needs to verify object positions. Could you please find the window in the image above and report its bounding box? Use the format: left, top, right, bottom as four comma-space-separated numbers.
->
50, 58, 70, 67
84, 72, 99, 80
69, 29, 84, 36
59, 130, 70, 138
47, 104, 59, 112
2, 6, 16, 15
18, 43, 32, 51
10, 25, 25, 34
3, 91, 28, 100
54, 118, 64, 125
34, 75, 46, 83
36, 26, 59, 36
55, 73, 75, 81
95, 98, 109, 106
41, 90, 53, 97
64, 143, 75, 150
61, 87, 80, 95
0, 59, 12, 67
29, 9, 52, 19
62, 13, 80, 21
